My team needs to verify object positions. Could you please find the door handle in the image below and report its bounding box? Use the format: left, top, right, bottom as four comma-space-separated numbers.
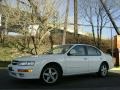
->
84, 58, 87, 60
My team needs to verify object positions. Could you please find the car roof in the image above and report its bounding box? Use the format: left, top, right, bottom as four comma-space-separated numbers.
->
61, 44, 100, 50
62, 44, 96, 47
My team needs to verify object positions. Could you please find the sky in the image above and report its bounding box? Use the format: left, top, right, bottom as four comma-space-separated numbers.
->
57, 0, 118, 39
1, 0, 119, 39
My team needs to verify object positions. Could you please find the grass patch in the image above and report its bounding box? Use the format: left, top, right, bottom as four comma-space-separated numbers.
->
0, 47, 27, 61
0, 46, 32, 67
0, 47, 14, 61
0, 61, 11, 67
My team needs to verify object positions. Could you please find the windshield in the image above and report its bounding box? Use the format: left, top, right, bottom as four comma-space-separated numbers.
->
44, 45, 73, 54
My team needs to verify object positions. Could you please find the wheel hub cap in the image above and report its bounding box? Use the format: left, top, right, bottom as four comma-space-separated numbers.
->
101, 65, 107, 76
43, 68, 58, 83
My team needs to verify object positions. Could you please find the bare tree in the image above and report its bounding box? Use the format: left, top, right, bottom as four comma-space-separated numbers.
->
78, 0, 110, 48
0, 0, 12, 44
100, 0, 120, 35
26, 0, 64, 54
79, 0, 120, 48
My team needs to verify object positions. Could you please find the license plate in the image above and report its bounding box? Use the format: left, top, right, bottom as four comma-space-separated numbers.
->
9, 67, 13, 71
11, 72, 16, 76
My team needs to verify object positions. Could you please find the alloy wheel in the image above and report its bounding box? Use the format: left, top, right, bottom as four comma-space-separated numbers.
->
42, 68, 58, 84
100, 64, 108, 77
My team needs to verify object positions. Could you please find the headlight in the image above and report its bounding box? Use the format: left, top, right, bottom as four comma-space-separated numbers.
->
18, 61, 35, 66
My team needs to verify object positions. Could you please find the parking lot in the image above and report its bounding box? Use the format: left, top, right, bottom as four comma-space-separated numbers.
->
0, 68, 120, 89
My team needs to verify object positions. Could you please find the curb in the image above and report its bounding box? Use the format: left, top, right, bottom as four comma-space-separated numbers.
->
110, 67, 120, 71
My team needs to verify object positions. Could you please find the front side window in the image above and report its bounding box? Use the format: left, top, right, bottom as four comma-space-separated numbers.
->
69, 45, 86, 56
87, 46, 101, 56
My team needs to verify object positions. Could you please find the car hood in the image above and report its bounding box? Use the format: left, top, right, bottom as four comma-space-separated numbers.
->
15, 54, 65, 61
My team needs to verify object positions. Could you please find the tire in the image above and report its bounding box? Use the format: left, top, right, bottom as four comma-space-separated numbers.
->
98, 63, 108, 77
40, 65, 61, 84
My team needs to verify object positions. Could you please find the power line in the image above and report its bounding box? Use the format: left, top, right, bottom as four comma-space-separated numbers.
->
68, 23, 120, 29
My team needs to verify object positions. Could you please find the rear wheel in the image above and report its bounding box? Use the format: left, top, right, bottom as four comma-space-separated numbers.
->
98, 63, 108, 77
41, 66, 61, 84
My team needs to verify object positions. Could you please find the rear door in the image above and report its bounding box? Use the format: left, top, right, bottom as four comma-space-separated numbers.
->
86, 46, 102, 73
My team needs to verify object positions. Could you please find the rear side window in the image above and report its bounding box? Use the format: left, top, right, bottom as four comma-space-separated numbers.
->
87, 46, 101, 56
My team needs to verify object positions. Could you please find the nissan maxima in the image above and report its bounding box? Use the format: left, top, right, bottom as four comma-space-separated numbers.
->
8, 44, 114, 84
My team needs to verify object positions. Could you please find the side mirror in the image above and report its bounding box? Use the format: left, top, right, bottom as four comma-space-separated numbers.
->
67, 49, 76, 56
67, 52, 71, 56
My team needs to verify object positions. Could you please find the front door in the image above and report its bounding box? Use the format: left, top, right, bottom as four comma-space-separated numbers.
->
65, 45, 89, 75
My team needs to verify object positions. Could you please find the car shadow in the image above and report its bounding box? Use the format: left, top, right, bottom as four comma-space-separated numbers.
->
8, 71, 120, 89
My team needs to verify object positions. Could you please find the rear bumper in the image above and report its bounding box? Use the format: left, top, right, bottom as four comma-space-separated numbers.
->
108, 61, 114, 70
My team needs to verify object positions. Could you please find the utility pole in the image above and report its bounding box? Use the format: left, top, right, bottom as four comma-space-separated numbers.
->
62, 0, 70, 45
100, 0, 120, 35
74, 0, 78, 43
110, 23, 113, 57
17, 0, 19, 9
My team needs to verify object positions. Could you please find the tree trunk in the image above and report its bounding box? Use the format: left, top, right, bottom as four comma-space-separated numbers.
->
97, 14, 100, 48
31, 36, 38, 55
62, 0, 70, 45
91, 22, 96, 46
49, 33, 53, 50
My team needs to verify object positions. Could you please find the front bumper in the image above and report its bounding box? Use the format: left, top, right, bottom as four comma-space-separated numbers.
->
8, 64, 40, 79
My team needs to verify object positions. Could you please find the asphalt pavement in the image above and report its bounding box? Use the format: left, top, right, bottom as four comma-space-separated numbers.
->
0, 69, 120, 90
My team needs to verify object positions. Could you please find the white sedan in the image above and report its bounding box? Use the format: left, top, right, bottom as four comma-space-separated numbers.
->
8, 44, 114, 84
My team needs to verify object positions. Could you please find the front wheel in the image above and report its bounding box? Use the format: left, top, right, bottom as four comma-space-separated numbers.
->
41, 66, 61, 84
98, 63, 108, 77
